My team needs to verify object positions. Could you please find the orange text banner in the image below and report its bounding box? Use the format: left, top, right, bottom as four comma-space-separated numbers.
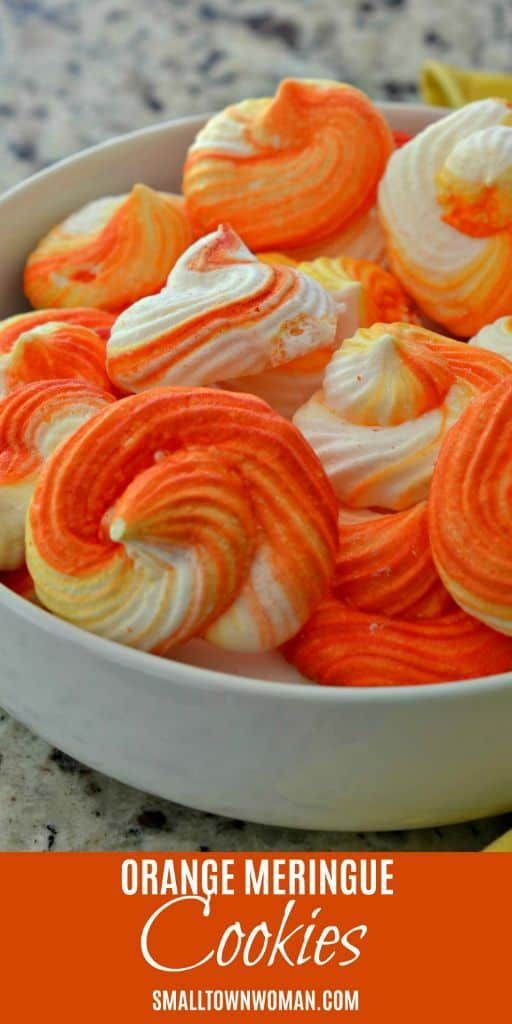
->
0, 852, 509, 1022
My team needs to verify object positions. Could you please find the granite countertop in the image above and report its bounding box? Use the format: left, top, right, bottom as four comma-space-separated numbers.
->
1, 0, 512, 852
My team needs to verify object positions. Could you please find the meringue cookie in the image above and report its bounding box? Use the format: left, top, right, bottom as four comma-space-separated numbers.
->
183, 78, 393, 252
379, 99, 512, 336
26, 388, 338, 654
293, 323, 511, 510
0, 321, 113, 396
283, 598, 512, 687
335, 502, 453, 618
0, 380, 114, 571
107, 224, 339, 417
24, 185, 192, 313
469, 316, 512, 362
259, 252, 416, 328
392, 130, 413, 149
430, 377, 512, 636
0, 307, 114, 345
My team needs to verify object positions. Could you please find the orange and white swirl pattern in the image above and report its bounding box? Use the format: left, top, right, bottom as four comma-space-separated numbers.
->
0, 321, 113, 396
470, 316, 512, 362
107, 224, 338, 417
183, 78, 393, 252
24, 185, 192, 313
26, 388, 338, 653
335, 503, 453, 618
379, 99, 512, 336
283, 599, 512, 687
293, 323, 512, 510
0, 380, 114, 571
430, 377, 512, 635
0, 566, 37, 603
0, 308, 115, 397
259, 252, 416, 330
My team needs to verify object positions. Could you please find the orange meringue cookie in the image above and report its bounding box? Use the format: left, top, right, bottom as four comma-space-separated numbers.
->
0, 380, 114, 571
388, 322, 512, 390
24, 185, 192, 313
392, 130, 413, 149
335, 503, 454, 618
283, 598, 512, 687
0, 566, 37, 602
430, 377, 512, 635
281, 207, 388, 265
379, 99, 512, 336
26, 387, 338, 654
293, 322, 512, 510
469, 316, 512, 362
183, 78, 393, 252
0, 307, 115, 346
259, 252, 416, 328
0, 321, 113, 396
107, 224, 339, 418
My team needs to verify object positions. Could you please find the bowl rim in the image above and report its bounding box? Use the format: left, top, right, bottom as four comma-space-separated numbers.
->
0, 102, 446, 211
3, 583, 511, 704
3, 98, 506, 705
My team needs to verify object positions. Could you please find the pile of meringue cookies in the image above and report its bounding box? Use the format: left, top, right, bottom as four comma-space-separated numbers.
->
3, 78, 512, 688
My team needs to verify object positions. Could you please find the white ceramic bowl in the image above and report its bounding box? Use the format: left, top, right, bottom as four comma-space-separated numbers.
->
1, 103, 511, 832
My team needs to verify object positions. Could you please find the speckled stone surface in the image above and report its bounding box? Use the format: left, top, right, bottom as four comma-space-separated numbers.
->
1, 0, 512, 851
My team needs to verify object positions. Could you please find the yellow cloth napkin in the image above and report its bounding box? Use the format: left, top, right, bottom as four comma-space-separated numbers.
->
484, 829, 512, 852
420, 60, 512, 108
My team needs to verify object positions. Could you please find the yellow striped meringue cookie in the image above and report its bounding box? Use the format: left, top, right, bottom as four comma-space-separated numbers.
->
379, 99, 512, 336
259, 251, 416, 329
24, 185, 192, 313
469, 316, 512, 362
0, 380, 114, 571
293, 322, 506, 510
257, 251, 363, 348
106, 224, 339, 418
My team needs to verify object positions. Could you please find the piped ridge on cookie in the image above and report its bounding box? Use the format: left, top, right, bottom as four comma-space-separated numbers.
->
27, 387, 338, 654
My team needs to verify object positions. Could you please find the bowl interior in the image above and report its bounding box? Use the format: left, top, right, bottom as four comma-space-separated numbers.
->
0, 101, 457, 690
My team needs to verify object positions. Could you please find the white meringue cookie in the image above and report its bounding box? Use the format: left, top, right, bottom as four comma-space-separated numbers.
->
107, 224, 338, 417
379, 99, 512, 336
